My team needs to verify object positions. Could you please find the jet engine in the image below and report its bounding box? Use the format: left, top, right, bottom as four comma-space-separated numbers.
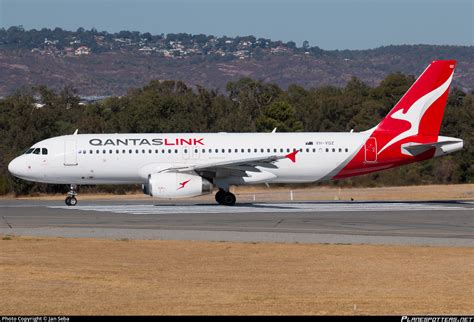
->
142, 172, 212, 198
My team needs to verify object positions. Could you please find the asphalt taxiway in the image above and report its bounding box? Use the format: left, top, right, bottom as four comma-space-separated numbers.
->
0, 199, 472, 246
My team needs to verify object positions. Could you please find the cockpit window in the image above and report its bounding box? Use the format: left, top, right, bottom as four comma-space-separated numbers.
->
33, 148, 40, 155
25, 148, 34, 154
42, 148, 48, 155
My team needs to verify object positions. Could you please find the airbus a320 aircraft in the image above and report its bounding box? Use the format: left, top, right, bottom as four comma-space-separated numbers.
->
8, 60, 463, 206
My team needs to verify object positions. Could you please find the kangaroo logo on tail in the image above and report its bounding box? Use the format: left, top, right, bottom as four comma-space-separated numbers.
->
373, 60, 456, 156
378, 71, 454, 155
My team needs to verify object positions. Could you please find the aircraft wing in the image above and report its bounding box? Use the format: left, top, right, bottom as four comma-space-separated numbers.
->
160, 150, 299, 177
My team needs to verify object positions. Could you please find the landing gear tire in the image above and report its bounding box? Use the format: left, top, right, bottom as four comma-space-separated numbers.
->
215, 191, 236, 206
215, 190, 226, 204
65, 184, 78, 206
222, 192, 236, 206
65, 196, 78, 206
68, 197, 77, 206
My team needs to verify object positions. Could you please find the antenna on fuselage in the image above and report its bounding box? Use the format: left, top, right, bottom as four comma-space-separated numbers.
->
73, 129, 79, 135
271, 128, 277, 133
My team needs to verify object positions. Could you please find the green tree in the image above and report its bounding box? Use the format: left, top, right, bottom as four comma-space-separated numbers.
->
256, 101, 303, 132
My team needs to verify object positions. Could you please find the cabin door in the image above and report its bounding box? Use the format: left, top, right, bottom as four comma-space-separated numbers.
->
64, 139, 78, 166
364, 137, 377, 163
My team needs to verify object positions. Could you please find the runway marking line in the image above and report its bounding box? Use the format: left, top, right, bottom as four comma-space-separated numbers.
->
47, 202, 472, 215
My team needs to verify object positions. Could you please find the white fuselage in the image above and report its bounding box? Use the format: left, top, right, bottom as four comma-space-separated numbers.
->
8, 132, 370, 185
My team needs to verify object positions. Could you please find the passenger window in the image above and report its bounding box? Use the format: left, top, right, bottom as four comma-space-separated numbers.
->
254, 149, 257, 153
123, 150, 126, 154
89, 150, 93, 154
306, 148, 309, 152
202, 149, 206, 153
260, 149, 264, 153
339, 148, 342, 152
332, 148, 335, 152
184, 149, 188, 153
116, 150, 119, 154
280, 148, 283, 153
222, 149, 225, 153
42, 148, 48, 155
241, 149, 244, 153
194, 149, 197, 153
148, 149, 152, 154
345, 148, 348, 152
267, 149, 270, 153
129, 149, 132, 154
326, 148, 329, 152
287, 149, 290, 153
175, 149, 179, 153
312, 148, 316, 152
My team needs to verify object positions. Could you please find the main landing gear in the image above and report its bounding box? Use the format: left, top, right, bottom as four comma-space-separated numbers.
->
65, 184, 78, 206
215, 189, 236, 206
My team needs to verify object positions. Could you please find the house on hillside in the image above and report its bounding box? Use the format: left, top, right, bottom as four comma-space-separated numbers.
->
75, 46, 91, 56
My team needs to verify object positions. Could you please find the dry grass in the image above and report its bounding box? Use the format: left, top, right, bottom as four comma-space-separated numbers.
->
1, 183, 473, 202
1, 237, 473, 315
234, 183, 474, 202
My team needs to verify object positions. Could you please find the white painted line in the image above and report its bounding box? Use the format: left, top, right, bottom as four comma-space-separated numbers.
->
48, 202, 472, 215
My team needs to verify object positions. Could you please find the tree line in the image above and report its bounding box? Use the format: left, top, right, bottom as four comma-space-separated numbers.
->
0, 74, 472, 195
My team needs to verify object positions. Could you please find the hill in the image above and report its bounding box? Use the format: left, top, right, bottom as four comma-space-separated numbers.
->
0, 27, 473, 96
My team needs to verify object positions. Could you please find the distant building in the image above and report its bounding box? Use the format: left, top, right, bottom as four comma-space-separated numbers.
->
44, 38, 58, 45
271, 46, 290, 54
138, 46, 153, 52
75, 46, 91, 56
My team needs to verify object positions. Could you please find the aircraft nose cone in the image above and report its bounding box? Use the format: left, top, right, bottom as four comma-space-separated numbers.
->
8, 158, 18, 176
8, 157, 24, 178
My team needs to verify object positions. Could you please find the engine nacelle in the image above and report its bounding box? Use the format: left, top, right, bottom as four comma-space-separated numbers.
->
143, 172, 212, 198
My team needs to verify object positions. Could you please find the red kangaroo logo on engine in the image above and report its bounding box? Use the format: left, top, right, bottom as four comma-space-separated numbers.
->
177, 179, 191, 190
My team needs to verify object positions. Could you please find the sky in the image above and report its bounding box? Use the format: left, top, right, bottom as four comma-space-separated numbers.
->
0, 0, 472, 50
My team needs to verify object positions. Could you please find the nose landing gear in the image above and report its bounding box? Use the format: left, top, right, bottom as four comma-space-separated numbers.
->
215, 189, 236, 206
65, 184, 78, 206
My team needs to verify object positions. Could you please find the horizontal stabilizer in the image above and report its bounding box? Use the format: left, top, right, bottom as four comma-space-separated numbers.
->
401, 136, 463, 156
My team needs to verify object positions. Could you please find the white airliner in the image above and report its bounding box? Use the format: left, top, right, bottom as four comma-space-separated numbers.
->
8, 60, 463, 206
